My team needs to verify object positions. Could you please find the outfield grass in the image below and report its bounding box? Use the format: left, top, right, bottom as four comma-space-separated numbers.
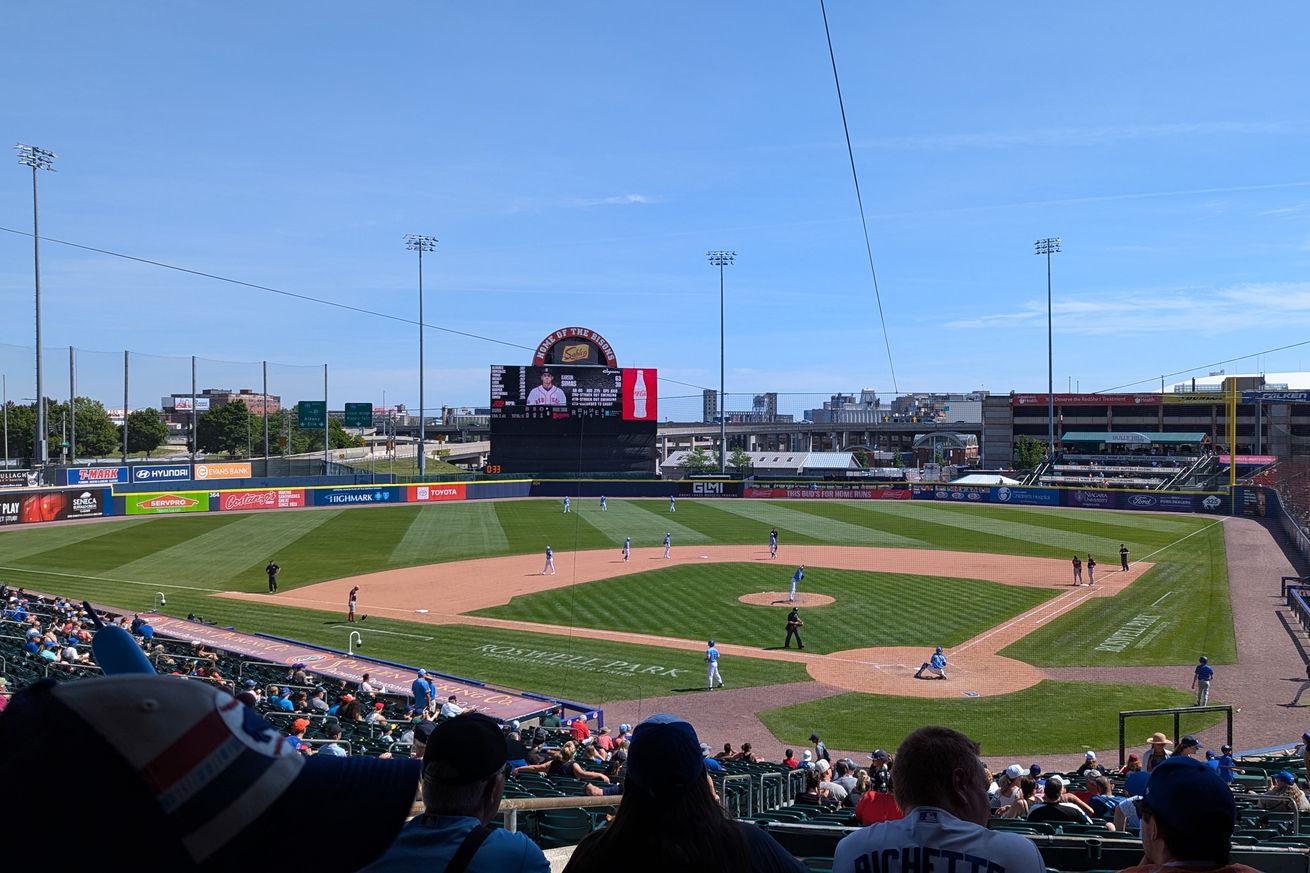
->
758, 681, 1227, 756
0, 498, 1231, 679
472, 563, 1055, 653
1001, 519, 1234, 666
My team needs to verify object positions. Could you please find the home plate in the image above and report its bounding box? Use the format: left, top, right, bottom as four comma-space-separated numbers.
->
415, 609, 430, 614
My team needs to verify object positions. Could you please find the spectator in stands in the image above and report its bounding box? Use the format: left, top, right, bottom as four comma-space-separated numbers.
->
319, 722, 348, 757
849, 769, 871, 806
811, 732, 830, 763
338, 694, 365, 722
815, 759, 849, 805
360, 672, 384, 693
1120, 757, 1259, 873
715, 742, 737, 761
1085, 771, 1119, 820
702, 743, 725, 773
1001, 775, 1039, 819
595, 726, 615, 751
1026, 774, 1094, 824
1120, 753, 1142, 776
38, 639, 58, 663
411, 668, 435, 712
1076, 750, 1100, 775
440, 694, 468, 718
1215, 744, 1243, 784
739, 742, 760, 764
853, 775, 904, 825
286, 717, 311, 752
782, 748, 799, 768
367, 701, 389, 725
540, 705, 563, 728
565, 713, 805, 873
832, 726, 1045, 873
1171, 735, 1203, 759
309, 687, 330, 713
833, 760, 858, 796
1259, 771, 1310, 813
290, 690, 309, 712
526, 745, 611, 783
1144, 733, 1172, 772
366, 712, 550, 873
991, 764, 1023, 811
799, 749, 814, 770
569, 716, 591, 743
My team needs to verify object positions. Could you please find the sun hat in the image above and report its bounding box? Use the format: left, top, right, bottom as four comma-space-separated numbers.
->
1146, 731, 1173, 746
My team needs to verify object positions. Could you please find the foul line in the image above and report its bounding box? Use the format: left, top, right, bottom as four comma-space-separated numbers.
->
953, 588, 1089, 654
1151, 592, 1173, 607
328, 625, 433, 640
1132, 518, 1226, 565
0, 565, 221, 594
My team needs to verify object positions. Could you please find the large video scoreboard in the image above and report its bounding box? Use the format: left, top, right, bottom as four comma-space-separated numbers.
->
488, 364, 658, 474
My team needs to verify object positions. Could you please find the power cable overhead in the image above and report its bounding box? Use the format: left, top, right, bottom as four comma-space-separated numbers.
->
819, 0, 899, 393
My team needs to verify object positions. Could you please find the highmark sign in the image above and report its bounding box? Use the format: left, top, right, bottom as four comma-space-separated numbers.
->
474, 644, 682, 678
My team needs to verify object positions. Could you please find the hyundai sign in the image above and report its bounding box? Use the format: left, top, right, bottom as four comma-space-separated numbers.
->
131, 464, 193, 483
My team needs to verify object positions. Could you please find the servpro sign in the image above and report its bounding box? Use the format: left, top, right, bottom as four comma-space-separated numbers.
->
126, 491, 211, 515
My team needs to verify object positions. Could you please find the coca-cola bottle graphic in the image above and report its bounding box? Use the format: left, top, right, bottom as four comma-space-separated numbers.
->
633, 369, 648, 418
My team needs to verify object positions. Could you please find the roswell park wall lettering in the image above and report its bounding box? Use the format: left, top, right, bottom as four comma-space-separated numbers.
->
474, 644, 681, 678
1094, 614, 1164, 653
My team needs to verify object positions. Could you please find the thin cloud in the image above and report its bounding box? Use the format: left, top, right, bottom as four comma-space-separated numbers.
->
947, 282, 1310, 337
865, 121, 1284, 151
568, 194, 658, 207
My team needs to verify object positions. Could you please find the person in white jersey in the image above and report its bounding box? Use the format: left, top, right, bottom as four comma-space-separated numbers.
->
542, 545, 556, 576
833, 725, 1045, 873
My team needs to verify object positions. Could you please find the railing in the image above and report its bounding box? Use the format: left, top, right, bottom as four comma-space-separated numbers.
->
716, 773, 755, 818
1118, 705, 1234, 767
760, 772, 786, 812
1248, 794, 1304, 834
786, 767, 808, 801
495, 795, 619, 833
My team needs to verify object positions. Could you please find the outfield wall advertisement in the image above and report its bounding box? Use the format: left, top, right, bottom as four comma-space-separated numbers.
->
125, 492, 211, 515
0, 488, 111, 525
311, 486, 404, 507
744, 485, 909, 500
217, 489, 306, 511
407, 484, 467, 502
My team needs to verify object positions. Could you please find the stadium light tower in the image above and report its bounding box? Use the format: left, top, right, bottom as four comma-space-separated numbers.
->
16, 144, 56, 467
405, 234, 438, 479
1034, 237, 1062, 462
707, 251, 736, 474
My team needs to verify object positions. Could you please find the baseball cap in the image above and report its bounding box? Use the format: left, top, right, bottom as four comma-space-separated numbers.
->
423, 713, 509, 784
0, 674, 420, 871
242, 679, 257, 688
292, 718, 310, 732
1220, 744, 1232, 753
814, 759, 831, 775
541, 367, 552, 375
1085, 769, 1103, 780
809, 733, 821, 742
1084, 751, 1097, 760
1275, 770, 1296, 784
417, 668, 427, 676
698, 742, 712, 756
1003, 764, 1023, 780
625, 714, 706, 798
1177, 735, 1201, 749
707, 639, 715, 646
1046, 774, 1065, 788
802, 750, 812, 761
871, 749, 890, 762
374, 702, 385, 710
1029, 764, 1042, 776
1127, 753, 1140, 761
1141, 757, 1236, 834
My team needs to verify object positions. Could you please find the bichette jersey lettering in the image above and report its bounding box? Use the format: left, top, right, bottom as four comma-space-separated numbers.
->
833, 807, 1044, 873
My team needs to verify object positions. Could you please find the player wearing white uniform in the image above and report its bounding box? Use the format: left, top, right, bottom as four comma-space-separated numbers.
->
527, 368, 567, 405
663, 533, 671, 559
599, 495, 607, 511
542, 545, 556, 575
833, 726, 1044, 873
769, 528, 778, 559
669, 495, 676, 512
705, 639, 724, 690
789, 565, 805, 602
623, 536, 631, 562
563, 496, 571, 513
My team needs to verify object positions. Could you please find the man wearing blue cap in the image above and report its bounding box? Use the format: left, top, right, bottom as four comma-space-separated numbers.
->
1121, 756, 1260, 872
412, 668, 436, 712
1192, 655, 1214, 706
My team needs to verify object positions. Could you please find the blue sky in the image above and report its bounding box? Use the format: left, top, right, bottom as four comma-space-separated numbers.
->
2, 2, 1308, 419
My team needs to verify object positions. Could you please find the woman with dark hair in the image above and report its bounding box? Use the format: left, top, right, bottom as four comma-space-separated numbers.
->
564, 714, 804, 873
336, 695, 364, 723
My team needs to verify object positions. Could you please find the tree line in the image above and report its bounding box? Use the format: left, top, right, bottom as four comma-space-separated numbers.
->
2, 398, 360, 464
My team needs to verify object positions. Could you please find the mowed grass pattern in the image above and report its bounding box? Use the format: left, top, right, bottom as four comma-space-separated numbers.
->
472, 562, 1055, 653
758, 680, 1226, 757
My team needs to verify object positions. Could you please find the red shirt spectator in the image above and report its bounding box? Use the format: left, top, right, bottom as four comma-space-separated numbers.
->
854, 791, 904, 825
570, 718, 592, 743
783, 750, 799, 769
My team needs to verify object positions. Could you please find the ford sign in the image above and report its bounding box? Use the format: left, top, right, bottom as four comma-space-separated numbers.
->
1128, 494, 1157, 507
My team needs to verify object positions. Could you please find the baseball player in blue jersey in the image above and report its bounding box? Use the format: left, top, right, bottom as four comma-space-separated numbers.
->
542, 545, 556, 575
914, 646, 948, 679
622, 536, 631, 562
1192, 655, 1214, 706
669, 494, 676, 512
706, 639, 724, 690
789, 565, 805, 602
563, 496, 570, 513
600, 495, 607, 511
769, 528, 778, 559
663, 532, 671, 559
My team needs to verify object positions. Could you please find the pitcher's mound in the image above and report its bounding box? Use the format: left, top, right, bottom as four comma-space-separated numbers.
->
738, 592, 836, 607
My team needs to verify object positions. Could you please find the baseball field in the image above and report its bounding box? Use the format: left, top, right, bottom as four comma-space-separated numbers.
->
0, 497, 1242, 757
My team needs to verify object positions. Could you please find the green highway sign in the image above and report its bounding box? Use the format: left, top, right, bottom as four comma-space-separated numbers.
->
344, 403, 374, 428
297, 400, 327, 429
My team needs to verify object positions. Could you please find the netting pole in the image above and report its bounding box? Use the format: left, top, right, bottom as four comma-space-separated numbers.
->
68, 346, 76, 465
190, 355, 197, 467
122, 350, 129, 463
262, 361, 269, 477
323, 363, 329, 473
